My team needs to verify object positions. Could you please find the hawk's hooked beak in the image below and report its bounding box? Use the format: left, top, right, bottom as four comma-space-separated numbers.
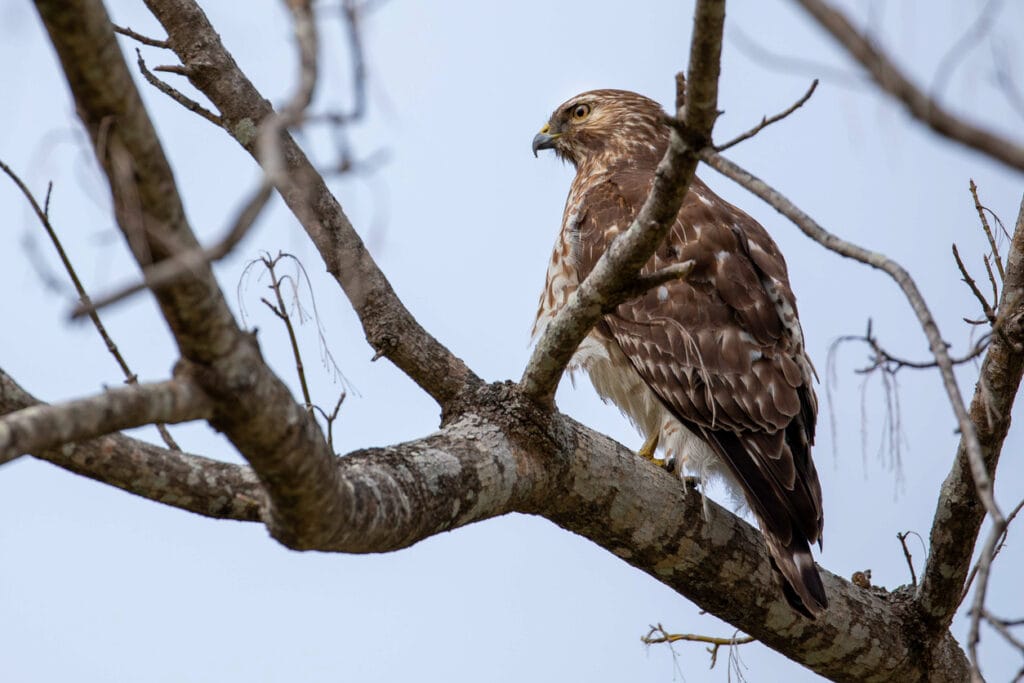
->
532, 123, 560, 157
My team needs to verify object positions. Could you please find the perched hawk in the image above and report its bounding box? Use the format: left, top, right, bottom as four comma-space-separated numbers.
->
531, 89, 827, 617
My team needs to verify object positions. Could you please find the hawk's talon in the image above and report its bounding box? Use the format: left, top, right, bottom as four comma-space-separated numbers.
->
637, 432, 660, 462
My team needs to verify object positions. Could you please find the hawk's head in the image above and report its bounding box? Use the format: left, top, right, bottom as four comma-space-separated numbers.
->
532, 89, 669, 168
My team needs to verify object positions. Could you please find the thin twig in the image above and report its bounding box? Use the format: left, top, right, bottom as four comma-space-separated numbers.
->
312, 390, 347, 453
983, 609, 1024, 653
619, 260, 696, 301
260, 253, 314, 413
970, 180, 1006, 281
136, 50, 222, 127
642, 623, 754, 670
838, 319, 991, 374
152, 64, 189, 76
896, 531, 919, 587
72, 181, 273, 318
715, 79, 818, 152
967, 496, 1024, 678
112, 23, 169, 49
962, 496, 1024, 602
0, 160, 181, 451
982, 254, 999, 310
953, 243, 997, 324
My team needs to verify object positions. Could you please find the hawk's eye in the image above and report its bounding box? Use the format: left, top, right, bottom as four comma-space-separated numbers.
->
571, 104, 591, 120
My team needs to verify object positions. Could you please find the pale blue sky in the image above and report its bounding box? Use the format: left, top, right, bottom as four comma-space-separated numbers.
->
1, 1, 1022, 681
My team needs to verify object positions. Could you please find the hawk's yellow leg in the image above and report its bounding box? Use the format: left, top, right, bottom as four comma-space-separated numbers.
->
637, 432, 660, 462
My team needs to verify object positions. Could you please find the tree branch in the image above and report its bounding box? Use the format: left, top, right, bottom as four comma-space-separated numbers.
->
142, 0, 482, 409
714, 78, 818, 152
135, 49, 222, 127
918, 193, 1024, 630
0, 159, 182, 451
0, 361, 973, 680
518, 0, 726, 403
33, 0, 361, 551
793, 0, 1024, 173
0, 368, 263, 520
0, 374, 211, 462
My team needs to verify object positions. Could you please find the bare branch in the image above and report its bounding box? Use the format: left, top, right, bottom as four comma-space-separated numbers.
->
0, 368, 261, 520
152, 63, 188, 76
519, 0, 726, 402
642, 623, 754, 672
967, 495, 1024, 677
0, 376, 211, 461
34, 0, 358, 552
970, 179, 1006, 282
617, 260, 696, 303
896, 531, 920, 587
135, 49, 222, 126
982, 609, 1024, 653
961, 497, 1024, 602
112, 23, 168, 48
312, 390, 346, 453
71, 180, 273, 318
919, 193, 1024, 631
793, 0, 1024, 172
699, 148, 1001, 528
144, 0, 482, 407
260, 253, 314, 413
715, 79, 818, 152
836, 318, 990, 374
0, 161, 133, 379
0, 160, 181, 451
953, 243, 998, 324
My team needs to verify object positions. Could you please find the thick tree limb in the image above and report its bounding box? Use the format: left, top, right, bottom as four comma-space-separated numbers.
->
793, 0, 1024, 173
0, 373, 210, 462
33, 0, 365, 551
0, 368, 263, 521
918, 195, 1024, 630
519, 0, 725, 402
0, 362, 973, 681
141, 0, 482, 409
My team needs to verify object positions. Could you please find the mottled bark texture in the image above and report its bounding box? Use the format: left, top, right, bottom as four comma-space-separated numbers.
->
0, 374, 211, 462
1, 369, 263, 520
6, 0, 1013, 680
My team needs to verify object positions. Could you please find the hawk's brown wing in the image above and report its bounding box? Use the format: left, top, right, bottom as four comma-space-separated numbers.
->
575, 171, 827, 616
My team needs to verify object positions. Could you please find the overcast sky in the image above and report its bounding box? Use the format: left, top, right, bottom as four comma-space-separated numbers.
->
2, 1, 1023, 681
